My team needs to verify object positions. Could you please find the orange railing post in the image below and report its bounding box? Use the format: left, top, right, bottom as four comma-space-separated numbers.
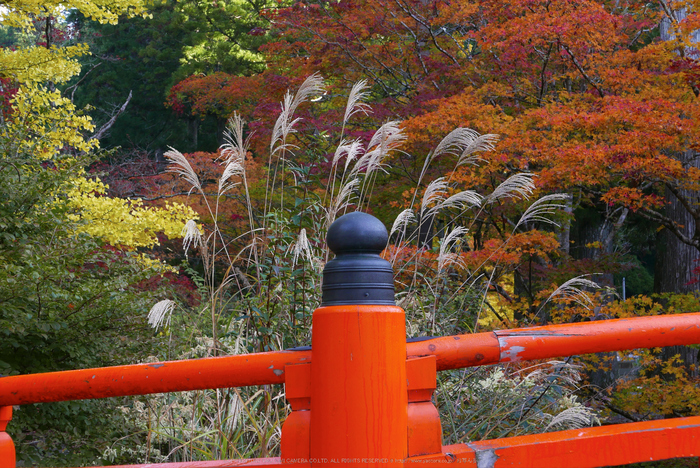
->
307, 212, 407, 467
0, 406, 15, 468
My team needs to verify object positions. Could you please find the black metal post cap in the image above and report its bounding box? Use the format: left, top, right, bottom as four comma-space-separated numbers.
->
321, 212, 395, 306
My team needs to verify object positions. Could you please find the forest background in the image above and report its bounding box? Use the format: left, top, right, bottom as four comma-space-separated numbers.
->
2, 0, 700, 465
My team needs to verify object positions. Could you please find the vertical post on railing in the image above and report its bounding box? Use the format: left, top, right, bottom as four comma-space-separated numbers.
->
310, 212, 407, 467
0, 406, 15, 468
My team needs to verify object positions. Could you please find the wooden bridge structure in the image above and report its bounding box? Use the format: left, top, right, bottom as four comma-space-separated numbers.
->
1, 212, 699, 467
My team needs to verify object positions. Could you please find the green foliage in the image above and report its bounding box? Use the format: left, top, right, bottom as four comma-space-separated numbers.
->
0, 145, 185, 464
68, 1, 196, 152
174, 0, 270, 79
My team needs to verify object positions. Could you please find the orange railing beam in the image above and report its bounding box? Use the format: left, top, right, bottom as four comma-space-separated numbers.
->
2, 313, 699, 407
62, 458, 289, 468
0, 348, 311, 406
405, 415, 700, 467
409, 312, 700, 370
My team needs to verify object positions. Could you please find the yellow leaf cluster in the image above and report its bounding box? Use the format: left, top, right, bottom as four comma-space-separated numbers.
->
66, 176, 198, 248
1, 84, 97, 156
135, 253, 178, 274
2, 0, 150, 30
0, 44, 89, 84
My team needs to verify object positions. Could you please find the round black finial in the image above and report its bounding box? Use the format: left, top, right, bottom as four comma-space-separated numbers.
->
321, 212, 395, 306
327, 211, 388, 255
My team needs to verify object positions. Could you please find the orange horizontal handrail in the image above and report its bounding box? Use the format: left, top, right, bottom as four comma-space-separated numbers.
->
0, 348, 311, 406
405, 414, 700, 467
1, 312, 699, 406
410, 311, 700, 370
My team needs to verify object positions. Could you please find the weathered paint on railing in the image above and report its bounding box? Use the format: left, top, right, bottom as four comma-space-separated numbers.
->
1, 312, 699, 406
408, 311, 700, 369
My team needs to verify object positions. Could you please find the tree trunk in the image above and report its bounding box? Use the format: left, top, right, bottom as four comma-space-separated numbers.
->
557, 195, 573, 257
654, 184, 700, 294
188, 118, 199, 149
653, 7, 700, 379
654, 153, 700, 379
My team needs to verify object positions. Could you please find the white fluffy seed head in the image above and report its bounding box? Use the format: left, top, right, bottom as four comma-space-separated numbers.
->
165, 148, 201, 192
542, 275, 600, 310
343, 79, 372, 125
421, 177, 448, 216
271, 73, 325, 155
219, 159, 245, 195
147, 299, 177, 330
292, 228, 314, 268
327, 178, 360, 227
515, 193, 571, 230
390, 208, 416, 239
486, 173, 536, 204
438, 226, 468, 273
182, 219, 203, 257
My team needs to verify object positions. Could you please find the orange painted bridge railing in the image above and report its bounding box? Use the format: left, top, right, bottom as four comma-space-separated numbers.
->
2, 212, 700, 468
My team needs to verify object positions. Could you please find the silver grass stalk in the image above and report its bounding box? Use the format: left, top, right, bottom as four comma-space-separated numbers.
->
270, 73, 325, 155
389, 208, 416, 239
343, 140, 364, 172
456, 133, 500, 167
332, 139, 364, 169
350, 151, 372, 177
165, 148, 201, 193
182, 219, 203, 257
331, 140, 350, 168
218, 159, 245, 195
421, 177, 448, 216
364, 148, 391, 176
148, 299, 177, 330
343, 79, 372, 125
291, 73, 326, 113
438, 226, 469, 273
221, 113, 249, 164
367, 120, 406, 154
352, 122, 406, 179
541, 275, 600, 310
433, 128, 481, 157
434, 190, 483, 214
485, 173, 536, 204
327, 178, 359, 227
514, 193, 570, 230
545, 406, 597, 431
292, 228, 314, 268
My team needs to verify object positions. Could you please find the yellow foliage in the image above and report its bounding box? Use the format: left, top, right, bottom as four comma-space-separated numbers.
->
1, 0, 149, 30
0, 44, 89, 84
136, 253, 178, 274
1, 0, 148, 86
66, 176, 198, 248
1, 84, 97, 157
0, 0, 193, 260
0, 0, 194, 252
